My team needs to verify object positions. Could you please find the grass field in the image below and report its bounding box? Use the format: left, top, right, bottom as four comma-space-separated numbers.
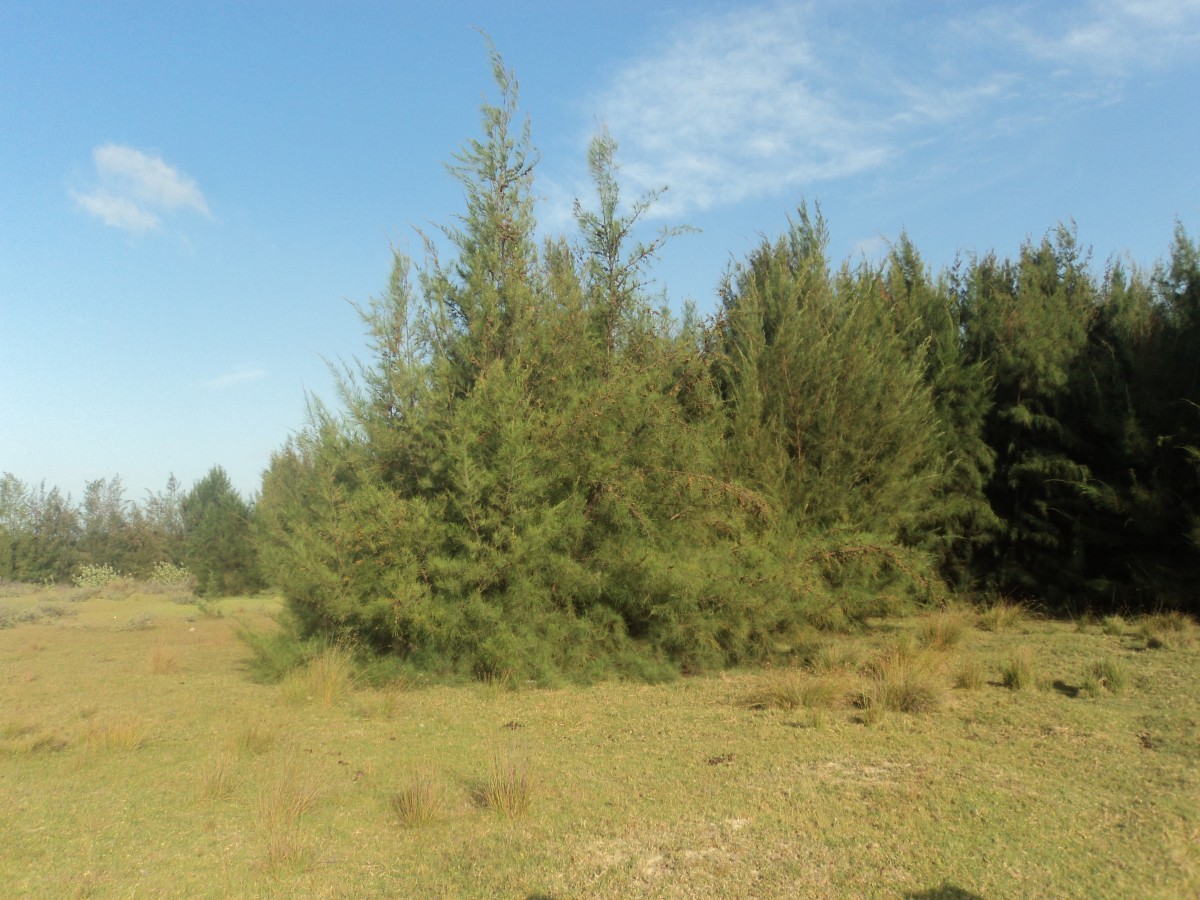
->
1, 584, 1197, 898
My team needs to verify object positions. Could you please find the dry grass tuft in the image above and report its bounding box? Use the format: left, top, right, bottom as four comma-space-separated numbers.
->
952, 655, 987, 690
477, 749, 533, 818
1083, 657, 1132, 697
147, 646, 179, 675
1100, 614, 1127, 636
231, 720, 277, 757
282, 644, 356, 708
1139, 611, 1197, 650
1000, 648, 1039, 691
748, 670, 847, 712
857, 642, 944, 722
200, 753, 237, 800
391, 769, 445, 827
84, 717, 148, 753
258, 754, 323, 869
978, 598, 1028, 633
917, 610, 970, 650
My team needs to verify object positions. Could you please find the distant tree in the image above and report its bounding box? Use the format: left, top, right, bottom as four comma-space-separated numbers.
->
182, 466, 261, 596
78, 475, 132, 570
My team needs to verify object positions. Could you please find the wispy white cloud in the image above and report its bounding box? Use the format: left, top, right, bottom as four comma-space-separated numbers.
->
1007, 0, 1200, 74
72, 144, 211, 233
594, 4, 893, 217
202, 365, 268, 391
588, 0, 1200, 219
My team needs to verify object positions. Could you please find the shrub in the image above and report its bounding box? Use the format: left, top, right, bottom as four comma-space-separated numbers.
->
149, 561, 193, 587
72, 563, 123, 589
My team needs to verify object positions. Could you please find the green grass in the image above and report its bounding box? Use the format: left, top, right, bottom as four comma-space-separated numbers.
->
0, 585, 1197, 896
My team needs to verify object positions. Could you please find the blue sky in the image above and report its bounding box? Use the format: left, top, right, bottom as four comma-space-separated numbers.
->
2, 0, 1198, 504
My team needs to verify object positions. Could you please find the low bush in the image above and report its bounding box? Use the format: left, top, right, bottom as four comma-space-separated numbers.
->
72, 564, 123, 589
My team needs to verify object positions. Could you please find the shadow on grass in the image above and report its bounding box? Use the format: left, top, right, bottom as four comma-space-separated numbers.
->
906, 886, 984, 899
1052, 679, 1081, 698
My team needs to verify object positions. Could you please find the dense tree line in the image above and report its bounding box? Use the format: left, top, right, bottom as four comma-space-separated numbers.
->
9, 57, 1194, 680
0, 466, 261, 595
252, 53, 1198, 682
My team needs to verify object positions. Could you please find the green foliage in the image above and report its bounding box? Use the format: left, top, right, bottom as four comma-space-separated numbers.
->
71, 563, 123, 588
181, 466, 262, 597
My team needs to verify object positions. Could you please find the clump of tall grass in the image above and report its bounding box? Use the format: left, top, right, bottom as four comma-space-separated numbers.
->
391, 769, 445, 827
281, 644, 356, 708
232, 720, 277, 757
857, 642, 944, 723
747, 670, 846, 712
84, 717, 148, 753
200, 753, 237, 800
1139, 611, 1197, 649
917, 610, 970, 650
148, 646, 179, 675
1082, 657, 1131, 697
1100, 614, 1127, 637
978, 598, 1027, 633
952, 655, 987, 690
1000, 648, 1039, 691
476, 749, 533, 818
258, 754, 323, 869
1, 721, 68, 754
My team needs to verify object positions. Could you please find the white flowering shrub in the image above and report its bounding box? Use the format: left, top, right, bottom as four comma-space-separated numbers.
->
149, 561, 193, 587
72, 563, 123, 588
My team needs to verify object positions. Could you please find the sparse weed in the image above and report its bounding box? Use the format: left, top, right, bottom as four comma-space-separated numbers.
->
84, 717, 148, 753
1000, 648, 1039, 691
978, 598, 1027, 633
391, 769, 445, 827
477, 749, 533, 818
